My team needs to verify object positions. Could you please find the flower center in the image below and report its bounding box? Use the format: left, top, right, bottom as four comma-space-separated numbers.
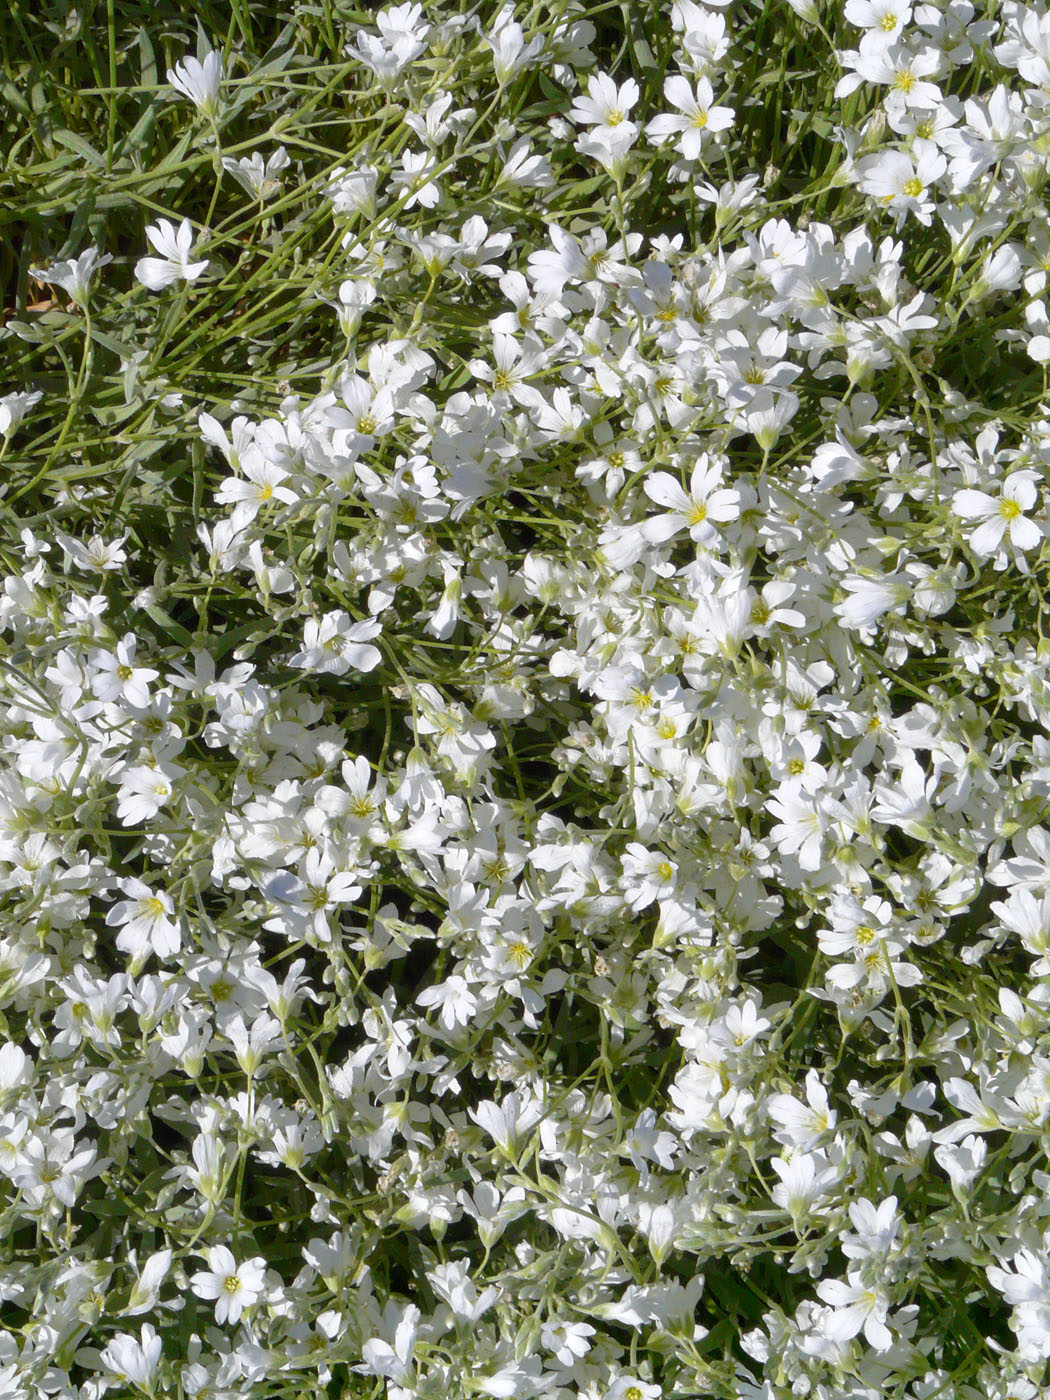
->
485, 856, 509, 882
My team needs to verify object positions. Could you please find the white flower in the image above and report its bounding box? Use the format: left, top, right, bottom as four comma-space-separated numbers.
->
974, 244, 1023, 299
264, 849, 363, 943
486, 11, 545, 83
326, 164, 378, 216
871, 757, 936, 838
29, 247, 112, 308
837, 41, 943, 106
330, 277, 377, 336
469, 1091, 541, 1156
105, 878, 181, 960
953, 471, 1041, 557
646, 75, 734, 160
621, 843, 679, 910
743, 386, 800, 451
125, 1250, 173, 1316
987, 1249, 1050, 1361
841, 1196, 900, 1259
642, 456, 744, 548
766, 782, 827, 870
767, 1069, 836, 1149
843, 0, 911, 43
575, 125, 637, 178
570, 71, 639, 134
167, 47, 224, 117
190, 1246, 267, 1324
346, 3, 429, 84
214, 455, 298, 527
834, 571, 912, 630
290, 611, 382, 675
392, 149, 442, 208
417, 975, 477, 1031
816, 1274, 894, 1350
11, 1128, 98, 1208
934, 1134, 987, 1198
0, 390, 42, 437
100, 1324, 162, 1392
988, 1249, 1049, 1306
540, 1318, 595, 1366
221, 147, 290, 199
570, 72, 640, 176
360, 1305, 420, 1382
55, 531, 128, 571
135, 218, 209, 290
91, 635, 158, 709
427, 1260, 498, 1320
855, 140, 946, 224
497, 137, 553, 188
992, 888, 1050, 969
607, 1378, 661, 1400
457, 1182, 528, 1248
225, 1012, 282, 1076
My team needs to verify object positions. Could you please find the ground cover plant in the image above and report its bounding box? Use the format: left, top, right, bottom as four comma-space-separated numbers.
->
6, 0, 1050, 1395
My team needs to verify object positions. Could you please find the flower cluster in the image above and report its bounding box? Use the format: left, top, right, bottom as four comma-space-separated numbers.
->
5, 1, 1050, 1398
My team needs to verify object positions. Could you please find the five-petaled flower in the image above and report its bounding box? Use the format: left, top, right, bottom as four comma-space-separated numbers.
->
190, 1246, 267, 1325
135, 219, 209, 291
953, 471, 1042, 558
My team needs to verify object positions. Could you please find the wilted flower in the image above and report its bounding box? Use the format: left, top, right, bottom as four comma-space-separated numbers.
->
29, 248, 112, 308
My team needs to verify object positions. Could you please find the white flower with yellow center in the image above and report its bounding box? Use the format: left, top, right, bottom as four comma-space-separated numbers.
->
953, 471, 1042, 558
190, 1245, 267, 1325
105, 878, 181, 960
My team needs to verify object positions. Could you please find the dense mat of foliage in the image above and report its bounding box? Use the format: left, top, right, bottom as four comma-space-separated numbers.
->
4, 0, 1050, 1396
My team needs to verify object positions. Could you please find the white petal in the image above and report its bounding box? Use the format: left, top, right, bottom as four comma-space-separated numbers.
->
644, 472, 692, 512
135, 257, 180, 290
1009, 515, 1041, 551
970, 517, 1007, 555
951, 488, 995, 521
